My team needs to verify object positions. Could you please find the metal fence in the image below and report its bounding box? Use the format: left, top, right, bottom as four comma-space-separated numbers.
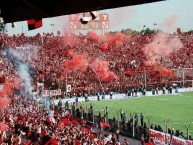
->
127, 68, 193, 90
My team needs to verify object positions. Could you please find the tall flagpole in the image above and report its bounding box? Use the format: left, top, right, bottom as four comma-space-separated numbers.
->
65, 71, 68, 97
89, 65, 104, 94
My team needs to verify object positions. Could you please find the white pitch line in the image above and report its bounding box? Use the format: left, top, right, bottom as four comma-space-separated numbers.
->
170, 123, 181, 124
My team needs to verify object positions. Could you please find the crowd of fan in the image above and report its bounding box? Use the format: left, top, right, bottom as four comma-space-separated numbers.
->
0, 32, 193, 96
0, 32, 193, 145
0, 95, 134, 145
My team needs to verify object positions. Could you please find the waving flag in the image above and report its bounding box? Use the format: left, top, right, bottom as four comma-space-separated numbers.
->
100, 122, 110, 128
27, 19, 42, 30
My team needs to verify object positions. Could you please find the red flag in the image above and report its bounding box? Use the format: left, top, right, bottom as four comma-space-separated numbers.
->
71, 119, 78, 125
81, 127, 90, 134
27, 19, 42, 30
62, 118, 69, 125
89, 133, 95, 140
145, 142, 154, 145
45, 138, 58, 145
75, 139, 81, 145
46, 117, 51, 125
100, 122, 110, 128
41, 129, 47, 136
24, 140, 31, 145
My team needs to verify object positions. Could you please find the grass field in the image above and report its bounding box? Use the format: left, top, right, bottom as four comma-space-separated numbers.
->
81, 92, 193, 136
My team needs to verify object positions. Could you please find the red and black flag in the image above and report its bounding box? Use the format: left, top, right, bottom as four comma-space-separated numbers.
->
27, 19, 42, 30
100, 121, 111, 128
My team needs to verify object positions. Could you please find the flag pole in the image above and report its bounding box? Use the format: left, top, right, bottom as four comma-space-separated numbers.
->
65, 71, 67, 97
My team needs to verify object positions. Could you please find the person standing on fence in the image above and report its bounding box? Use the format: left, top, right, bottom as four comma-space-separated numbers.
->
120, 109, 124, 120
129, 113, 133, 123
105, 106, 108, 115
156, 86, 159, 94
140, 113, 144, 126
163, 86, 166, 94
134, 113, 138, 124
105, 106, 108, 122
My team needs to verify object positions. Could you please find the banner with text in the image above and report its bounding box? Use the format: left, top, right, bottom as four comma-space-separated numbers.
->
42, 89, 61, 96
149, 129, 193, 145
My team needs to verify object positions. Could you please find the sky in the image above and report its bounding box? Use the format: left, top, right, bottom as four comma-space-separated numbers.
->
3, 0, 193, 36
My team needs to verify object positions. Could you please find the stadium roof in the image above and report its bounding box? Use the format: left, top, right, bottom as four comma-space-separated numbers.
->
0, 0, 165, 23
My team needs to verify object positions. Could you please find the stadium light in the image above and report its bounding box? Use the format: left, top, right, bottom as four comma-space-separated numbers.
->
80, 12, 90, 24
90, 11, 99, 20
0, 17, 4, 30
80, 11, 99, 24
0, 9, 4, 31
80, 17, 90, 24
11, 22, 16, 28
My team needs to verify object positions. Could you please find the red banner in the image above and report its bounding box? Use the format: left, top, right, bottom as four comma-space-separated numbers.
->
149, 129, 193, 145
100, 122, 110, 128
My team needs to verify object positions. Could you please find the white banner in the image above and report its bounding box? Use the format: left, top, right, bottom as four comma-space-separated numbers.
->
16, 45, 38, 50
66, 85, 71, 92
42, 89, 61, 96
50, 87, 193, 103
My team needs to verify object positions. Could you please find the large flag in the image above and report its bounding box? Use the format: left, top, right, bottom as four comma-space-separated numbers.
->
45, 138, 58, 145
100, 122, 110, 128
27, 19, 42, 30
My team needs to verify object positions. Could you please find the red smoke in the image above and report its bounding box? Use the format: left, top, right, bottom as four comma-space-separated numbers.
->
0, 81, 12, 110
87, 31, 101, 42
142, 32, 183, 66
0, 77, 22, 110
0, 81, 13, 97
91, 59, 118, 82
63, 32, 78, 48
108, 33, 126, 46
101, 43, 109, 51
0, 98, 11, 110
63, 51, 89, 73
62, 51, 118, 83
158, 66, 174, 78
154, 66, 174, 78
162, 15, 179, 32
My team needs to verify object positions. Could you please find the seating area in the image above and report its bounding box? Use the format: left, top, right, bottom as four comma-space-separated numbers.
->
0, 32, 193, 96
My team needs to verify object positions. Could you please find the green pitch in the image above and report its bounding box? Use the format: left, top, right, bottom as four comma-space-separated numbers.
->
81, 92, 193, 136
